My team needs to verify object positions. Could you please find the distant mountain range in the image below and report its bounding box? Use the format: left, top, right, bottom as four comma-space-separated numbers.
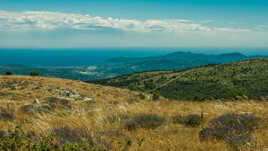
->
90, 58, 268, 101
0, 51, 267, 81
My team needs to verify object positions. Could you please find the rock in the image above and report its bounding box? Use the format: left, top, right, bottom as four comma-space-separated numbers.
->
58, 88, 82, 99
84, 97, 93, 102
8, 99, 17, 103
19, 105, 35, 113
33, 98, 40, 104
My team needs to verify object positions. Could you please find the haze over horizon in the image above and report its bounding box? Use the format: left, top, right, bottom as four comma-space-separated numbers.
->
0, 0, 267, 50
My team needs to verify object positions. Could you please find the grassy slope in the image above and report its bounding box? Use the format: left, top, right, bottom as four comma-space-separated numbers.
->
0, 76, 267, 150
91, 58, 268, 101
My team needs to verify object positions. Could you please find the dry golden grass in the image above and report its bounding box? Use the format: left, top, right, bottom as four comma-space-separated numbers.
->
0, 75, 267, 151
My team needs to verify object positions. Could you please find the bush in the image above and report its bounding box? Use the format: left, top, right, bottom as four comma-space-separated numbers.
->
207, 113, 260, 134
98, 130, 132, 150
0, 126, 108, 151
19, 105, 35, 113
0, 130, 8, 138
124, 114, 166, 130
51, 126, 90, 145
138, 93, 146, 100
172, 114, 204, 127
152, 93, 160, 101
36, 105, 55, 113
199, 113, 260, 149
30, 72, 40, 76
124, 119, 138, 131
5, 72, 12, 75
0, 108, 15, 121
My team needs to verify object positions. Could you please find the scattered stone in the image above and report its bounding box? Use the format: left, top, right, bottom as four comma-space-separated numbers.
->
84, 97, 93, 102
33, 98, 40, 104
58, 88, 83, 99
8, 99, 17, 103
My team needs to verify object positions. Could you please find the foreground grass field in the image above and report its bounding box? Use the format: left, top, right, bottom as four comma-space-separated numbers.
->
0, 75, 267, 151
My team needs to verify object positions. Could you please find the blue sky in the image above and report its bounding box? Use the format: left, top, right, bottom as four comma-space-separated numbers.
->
0, 0, 268, 48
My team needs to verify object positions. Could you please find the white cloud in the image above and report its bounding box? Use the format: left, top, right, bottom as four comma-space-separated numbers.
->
255, 25, 268, 31
0, 10, 250, 33
214, 27, 251, 32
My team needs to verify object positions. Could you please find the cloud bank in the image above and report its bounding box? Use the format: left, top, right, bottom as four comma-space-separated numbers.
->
0, 10, 250, 33
0, 10, 267, 48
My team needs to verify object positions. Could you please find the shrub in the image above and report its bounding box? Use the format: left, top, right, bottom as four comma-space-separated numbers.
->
51, 126, 89, 145
138, 93, 146, 100
98, 130, 132, 150
124, 114, 166, 130
152, 93, 160, 101
30, 72, 40, 76
199, 113, 260, 149
0, 130, 8, 138
0, 111, 15, 121
124, 119, 138, 131
5, 72, 12, 75
19, 105, 35, 113
36, 105, 55, 113
0, 126, 108, 151
172, 114, 204, 127
44, 97, 69, 105
207, 113, 260, 134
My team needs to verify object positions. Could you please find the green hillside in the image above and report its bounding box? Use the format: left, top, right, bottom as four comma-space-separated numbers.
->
90, 58, 268, 101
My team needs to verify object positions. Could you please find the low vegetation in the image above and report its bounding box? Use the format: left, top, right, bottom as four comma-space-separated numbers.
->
30, 72, 40, 76
124, 114, 166, 130
5, 72, 12, 76
171, 114, 204, 127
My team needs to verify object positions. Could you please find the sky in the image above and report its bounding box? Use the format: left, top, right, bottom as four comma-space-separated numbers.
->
0, 0, 268, 48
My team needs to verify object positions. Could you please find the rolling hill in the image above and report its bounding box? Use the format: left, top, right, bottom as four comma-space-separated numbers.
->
90, 58, 268, 101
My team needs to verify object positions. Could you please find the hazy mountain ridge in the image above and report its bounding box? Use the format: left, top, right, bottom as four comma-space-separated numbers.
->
0, 51, 266, 81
